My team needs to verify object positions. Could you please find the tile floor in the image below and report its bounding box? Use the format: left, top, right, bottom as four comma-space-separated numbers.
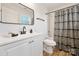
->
43, 48, 72, 56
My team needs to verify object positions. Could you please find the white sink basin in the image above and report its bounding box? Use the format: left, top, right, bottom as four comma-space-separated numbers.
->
0, 32, 41, 46
1, 32, 31, 38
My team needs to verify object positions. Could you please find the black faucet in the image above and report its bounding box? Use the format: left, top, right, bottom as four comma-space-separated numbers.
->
23, 26, 26, 33
20, 26, 26, 34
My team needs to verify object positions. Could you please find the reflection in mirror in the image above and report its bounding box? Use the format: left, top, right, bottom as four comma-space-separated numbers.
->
0, 3, 34, 25
20, 16, 30, 25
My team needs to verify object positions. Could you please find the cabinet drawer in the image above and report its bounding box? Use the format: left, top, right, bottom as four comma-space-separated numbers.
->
4, 38, 31, 49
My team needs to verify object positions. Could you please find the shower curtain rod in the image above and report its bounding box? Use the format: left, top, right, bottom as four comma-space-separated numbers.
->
46, 3, 79, 15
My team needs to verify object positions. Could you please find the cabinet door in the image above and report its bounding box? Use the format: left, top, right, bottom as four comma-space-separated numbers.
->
31, 37, 43, 56
7, 42, 31, 56
0, 47, 7, 56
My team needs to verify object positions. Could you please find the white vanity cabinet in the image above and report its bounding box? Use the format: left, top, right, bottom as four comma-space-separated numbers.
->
0, 33, 44, 56
7, 41, 31, 56
31, 36, 43, 56
0, 47, 7, 56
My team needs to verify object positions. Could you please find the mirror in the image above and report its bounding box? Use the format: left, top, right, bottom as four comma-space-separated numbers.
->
0, 3, 34, 25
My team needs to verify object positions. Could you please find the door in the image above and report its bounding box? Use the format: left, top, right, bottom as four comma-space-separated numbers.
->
7, 42, 31, 56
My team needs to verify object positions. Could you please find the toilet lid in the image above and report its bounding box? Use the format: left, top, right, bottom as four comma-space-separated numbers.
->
44, 39, 56, 46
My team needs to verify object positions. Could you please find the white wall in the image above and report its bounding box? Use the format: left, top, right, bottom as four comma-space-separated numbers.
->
48, 13, 55, 38
48, 3, 76, 12
0, 3, 48, 37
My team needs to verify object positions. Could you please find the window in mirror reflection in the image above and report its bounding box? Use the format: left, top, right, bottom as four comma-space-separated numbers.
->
20, 16, 29, 25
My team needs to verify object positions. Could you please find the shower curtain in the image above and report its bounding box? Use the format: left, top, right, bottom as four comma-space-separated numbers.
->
54, 5, 79, 55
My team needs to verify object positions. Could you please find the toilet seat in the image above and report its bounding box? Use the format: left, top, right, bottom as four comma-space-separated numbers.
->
44, 39, 56, 47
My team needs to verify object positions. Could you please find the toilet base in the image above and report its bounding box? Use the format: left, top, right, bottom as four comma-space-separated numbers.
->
44, 47, 53, 54
43, 43, 54, 54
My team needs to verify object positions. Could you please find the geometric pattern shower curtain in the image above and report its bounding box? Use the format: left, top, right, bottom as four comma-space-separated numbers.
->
54, 5, 79, 55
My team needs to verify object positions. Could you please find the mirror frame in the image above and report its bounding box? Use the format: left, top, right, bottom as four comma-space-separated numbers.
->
0, 3, 34, 25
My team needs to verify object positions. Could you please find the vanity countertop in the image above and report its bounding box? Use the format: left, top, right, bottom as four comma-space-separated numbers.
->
0, 32, 42, 46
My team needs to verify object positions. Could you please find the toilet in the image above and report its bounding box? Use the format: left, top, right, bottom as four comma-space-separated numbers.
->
43, 37, 56, 54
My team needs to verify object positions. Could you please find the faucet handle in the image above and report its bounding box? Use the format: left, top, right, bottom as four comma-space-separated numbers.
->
8, 32, 18, 37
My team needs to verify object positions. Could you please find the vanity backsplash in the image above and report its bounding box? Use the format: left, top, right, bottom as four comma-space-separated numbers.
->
0, 23, 34, 37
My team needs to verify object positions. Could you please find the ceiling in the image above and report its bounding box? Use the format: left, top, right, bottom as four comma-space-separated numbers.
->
35, 3, 76, 11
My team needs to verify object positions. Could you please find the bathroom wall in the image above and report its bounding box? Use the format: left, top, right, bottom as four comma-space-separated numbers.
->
48, 13, 55, 38
48, 3, 76, 12
0, 3, 48, 37
25, 3, 48, 36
